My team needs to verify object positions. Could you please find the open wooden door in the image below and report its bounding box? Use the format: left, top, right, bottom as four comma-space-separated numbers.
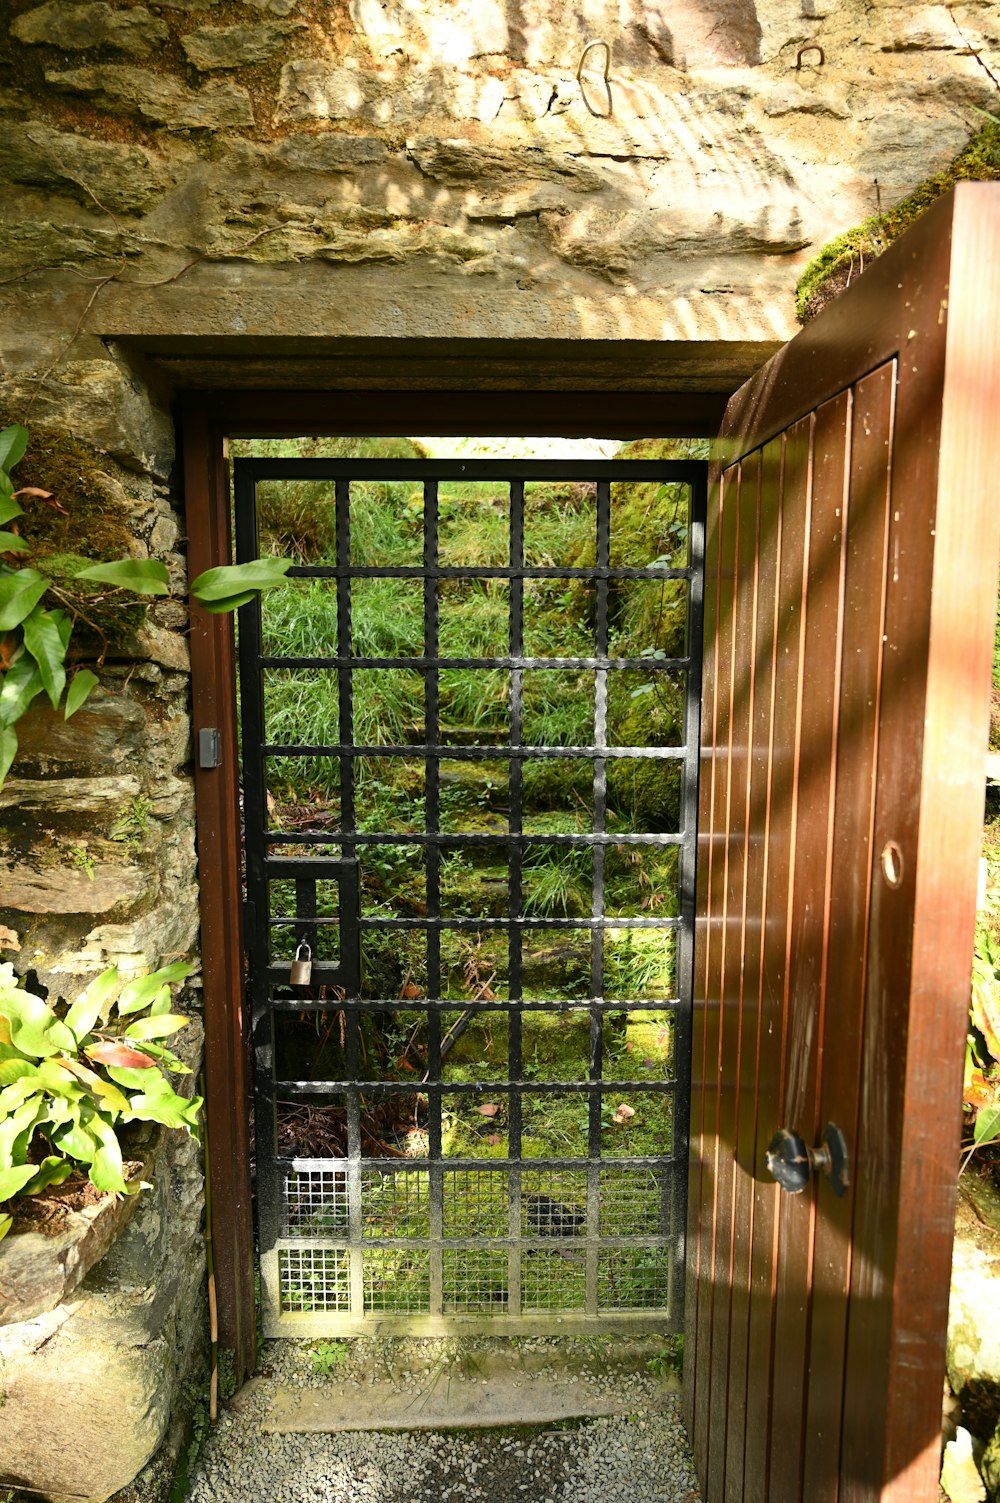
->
684, 183, 1000, 1503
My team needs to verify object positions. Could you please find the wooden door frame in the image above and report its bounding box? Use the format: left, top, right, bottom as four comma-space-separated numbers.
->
181, 388, 727, 1379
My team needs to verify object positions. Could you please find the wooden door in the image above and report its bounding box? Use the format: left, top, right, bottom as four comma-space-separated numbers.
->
684, 183, 1000, 1503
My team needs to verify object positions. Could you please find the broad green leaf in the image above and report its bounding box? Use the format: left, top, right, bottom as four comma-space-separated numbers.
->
0, 496, 23, 527
0, 1162, 41, 1200
0, 425, 29, 474
21, 606, 68, 709
0, 1095, 46, 1161
107, 1064, 172, 1092
87, 1114, 128, 1194
0, 568, 48, 632
59, 1057, 130, 1116
52, 1116, 98, 1164
0, 1057, 34, 1085
130, 1039, 189, 1073
75, 559, 170, 596
0, 1212, 11, 1242
0, 725, 16, 785
124, 1087, 202, 1135
116, 961, 191, 1016
0, 1074, 45, 1114
65, 668, 99, 720
0, 982, 77, 1058
0, 533, 28, 554
149, 986, 172, 1017
0, 653, 43, 728
195, 591, 257, 615
974, 1103, 1000, 1145
20, 1156, 73, 1197
123, 1013, 189, 1041
64, 967, 120, 1042
33, 1059, 83, 1096
190, 557, 292, 603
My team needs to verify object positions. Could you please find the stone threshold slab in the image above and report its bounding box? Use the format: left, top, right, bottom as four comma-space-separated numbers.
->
265, 1359, 680, 1433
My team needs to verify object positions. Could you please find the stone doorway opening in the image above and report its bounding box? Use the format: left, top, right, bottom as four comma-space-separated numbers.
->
229, 440, 706, 1338
182, 391, 726, 1386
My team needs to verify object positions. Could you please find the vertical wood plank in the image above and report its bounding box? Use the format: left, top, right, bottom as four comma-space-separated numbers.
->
724, 447, 777, 1502
693, 465, 741, 1478
764, 413, 826, 1503
802, 376, 890, 1500
769, 395, 851, 1503
685, 462, 725, 1444
741, 431, 791, 1503
707, 454, 760, 1501
877, 184, 1000, 1502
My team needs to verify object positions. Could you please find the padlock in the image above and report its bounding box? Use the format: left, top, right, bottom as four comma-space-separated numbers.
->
290, 942, 313, 986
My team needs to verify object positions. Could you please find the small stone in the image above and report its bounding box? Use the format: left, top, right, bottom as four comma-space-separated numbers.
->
12, 2, 168, 55
182, 21, 307, 70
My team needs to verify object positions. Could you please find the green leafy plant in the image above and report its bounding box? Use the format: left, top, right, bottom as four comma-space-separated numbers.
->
0, 960, 202, 1242
964, 907, 1000, 1167
310, 1339, 349, 1376
0, 423, 292, 784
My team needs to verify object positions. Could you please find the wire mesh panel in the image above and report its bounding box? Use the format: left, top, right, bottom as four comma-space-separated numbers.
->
236, 459, 704, 1335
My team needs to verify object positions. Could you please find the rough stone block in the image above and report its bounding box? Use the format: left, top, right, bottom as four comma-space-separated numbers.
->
0, 1168, 148, 1327
1, 358, 175, 477
12, 2, 169, 56
0, 861, 152, 916
271, 132, 389, 172
45, 65, 255, 130
0, 1130, 205, 1503
948, 1198, 1000, 1441
853, 112, 974, 199
408, 136, 605, 190
941, 1426, 987, 1503
182, 20, 308, 70
13, 691, 149, 778
0, 121, 170, 215
0, 775, 142, 818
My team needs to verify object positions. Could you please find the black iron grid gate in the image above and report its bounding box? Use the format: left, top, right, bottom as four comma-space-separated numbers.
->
235, 459, 705, 1335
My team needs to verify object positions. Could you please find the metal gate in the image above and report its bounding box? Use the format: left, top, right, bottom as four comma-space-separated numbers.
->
234, 458, 705, 1334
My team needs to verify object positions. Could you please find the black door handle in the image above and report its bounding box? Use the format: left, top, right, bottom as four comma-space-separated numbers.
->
766, 1122, 850, 1197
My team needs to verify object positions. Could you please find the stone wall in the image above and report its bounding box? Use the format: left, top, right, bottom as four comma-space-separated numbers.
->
2, 0, 999, 411
0, 1123, 207, 1503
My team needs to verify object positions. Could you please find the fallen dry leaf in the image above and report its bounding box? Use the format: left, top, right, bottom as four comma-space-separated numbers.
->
477, 1103, 499, 1117
612, 1102, 636, 1125
0, 924, 20, 951
86, 1041, 156, 1069
486, 1133, 502, 1146
14, 485, 68, 514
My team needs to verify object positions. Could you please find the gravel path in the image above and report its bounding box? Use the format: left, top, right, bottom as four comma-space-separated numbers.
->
186, 1339, 702, 1503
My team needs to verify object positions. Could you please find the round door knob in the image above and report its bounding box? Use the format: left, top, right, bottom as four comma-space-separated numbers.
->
766, 1122, 850, 1197
766, 1127, 811, 1194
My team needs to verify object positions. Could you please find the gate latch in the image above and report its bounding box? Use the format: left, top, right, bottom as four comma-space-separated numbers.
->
766, 1122, 849, 1197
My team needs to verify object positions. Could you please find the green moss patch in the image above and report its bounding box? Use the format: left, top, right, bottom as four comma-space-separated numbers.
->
796, 118, 1000, 323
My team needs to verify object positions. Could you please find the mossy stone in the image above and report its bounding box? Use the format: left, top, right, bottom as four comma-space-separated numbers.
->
796, 120, 1000, 323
